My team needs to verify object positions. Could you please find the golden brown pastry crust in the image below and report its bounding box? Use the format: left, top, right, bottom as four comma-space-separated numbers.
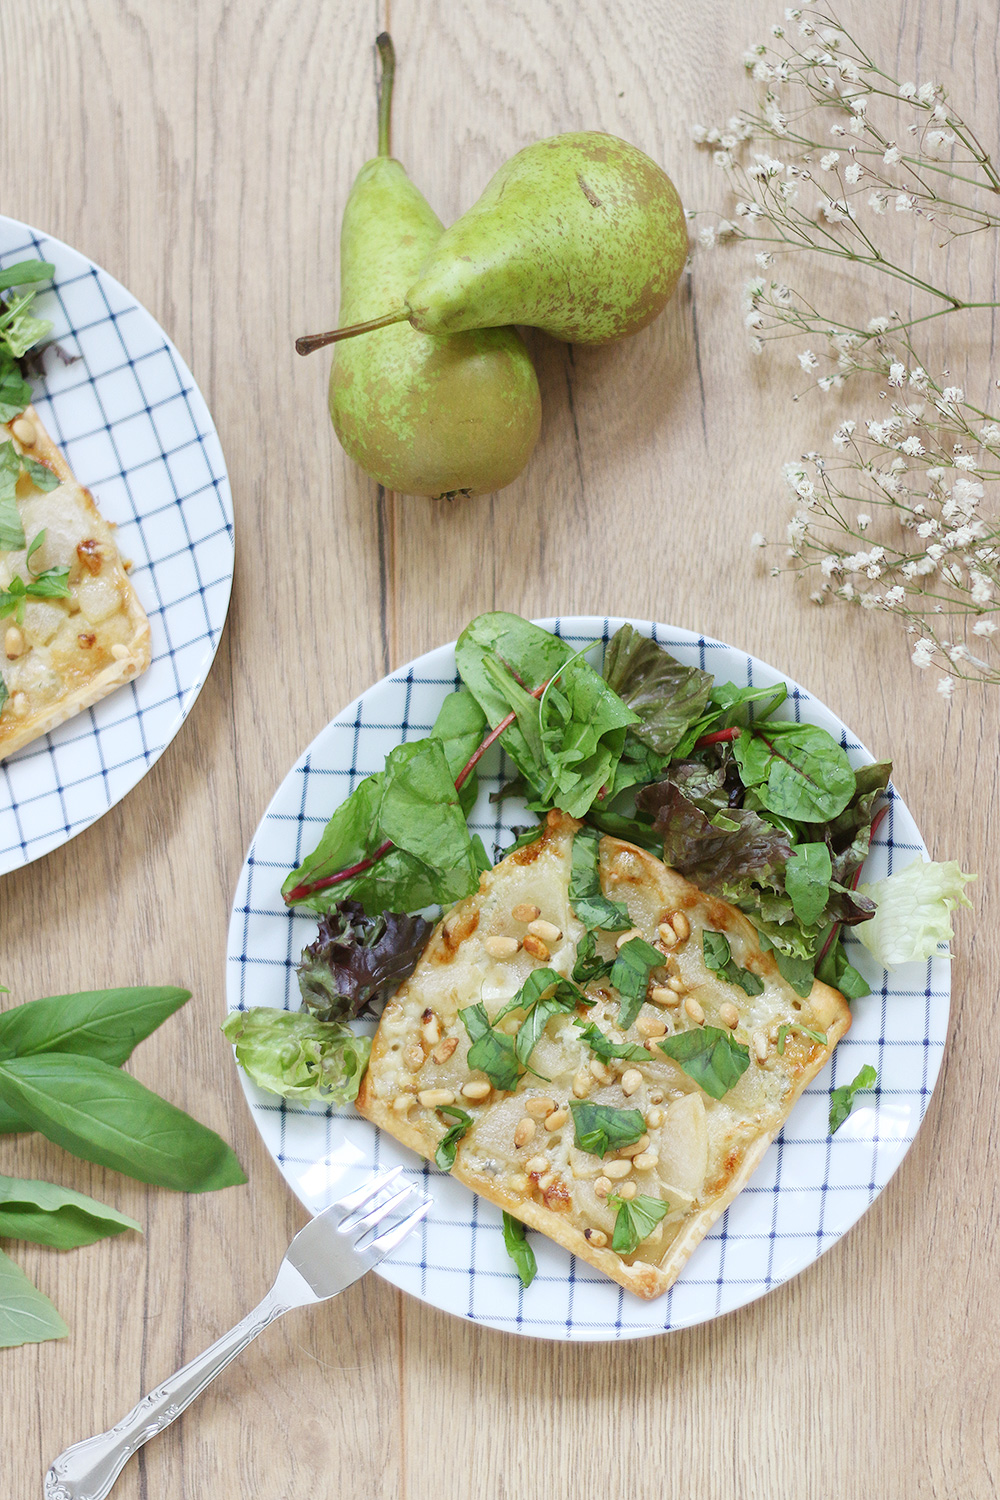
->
358, 809, 851, 1300
0, 406, 150, 758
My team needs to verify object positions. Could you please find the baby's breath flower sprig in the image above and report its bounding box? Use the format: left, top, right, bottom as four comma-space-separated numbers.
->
694, 0, 1000, 691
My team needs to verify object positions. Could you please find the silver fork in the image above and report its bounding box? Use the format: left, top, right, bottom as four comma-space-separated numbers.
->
43, 1167, 430, 1500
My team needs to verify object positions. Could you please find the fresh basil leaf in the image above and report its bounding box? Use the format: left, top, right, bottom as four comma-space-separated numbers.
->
785, 842, 833, 927
733, 722, 856, 823
602, 625, 714, 758
656, 1026, 751, 1100
0, 1054, 246, 1192
0, 260, 55, 293
0, 494, 25, 552
775, 1022, 828, 1056
572, 931, 614, 985
0, 1248, 67, 1348
816, 933, 871, 1000
0, 1175, 141, 1249
0, 679, 7, 719
829, 1063, 878, 1134
0, 350, 33, 425
25, 565, 70, 600
489, 969, 585, 1074
569, 826, 630, 932
296, 900, 431, 1023
459, 1003, 521, 1092
221, 1008, 370, 1106
573, 1020, 648, 1063
610, 935, 663, 1030
609, 1192, 669, 1255
0, 1098, 27, 1133
434, 1105, 473, 1171
568, 1100, 645, 1158
501, 1210, 537, 1287
25, 528, 45, 565
701, 930, 765, 996
0, 985, 191, 1066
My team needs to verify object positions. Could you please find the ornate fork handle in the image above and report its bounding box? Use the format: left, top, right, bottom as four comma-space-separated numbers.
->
44, 1288, 290, 1500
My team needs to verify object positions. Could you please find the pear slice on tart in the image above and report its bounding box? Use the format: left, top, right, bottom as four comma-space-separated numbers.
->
358, 810, 850, 1300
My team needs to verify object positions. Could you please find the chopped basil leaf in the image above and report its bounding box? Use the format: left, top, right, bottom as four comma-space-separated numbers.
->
609, 1192, 669, 1255
20, 455, 58, 495
0, 679, 7, 716
573, 1020, 648, 1063
489, 968, 588, 1076
775, 1022, 828, 1056
568, 1100, 645, 1158
434, 1105, 473, 1171
816, 933, 870, 1000
0, 351, 32, 425
569, 827, 630, 932
572, 931, 614, 985
501, 1210, 536, 1287
610, 935, 663, 1029
758, 931, 816, 998
702, 929, 765, 996
25, 529, 45, 566
459, 1003, 521, 1092
656, 1026, 751, 1100
829, 1063, 878, 1134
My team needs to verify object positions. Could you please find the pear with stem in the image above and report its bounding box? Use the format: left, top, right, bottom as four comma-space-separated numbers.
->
320, 35, 541, 499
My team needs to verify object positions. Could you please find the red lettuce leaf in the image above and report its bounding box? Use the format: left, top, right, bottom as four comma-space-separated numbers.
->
603, 626, 714, 759
297, 900, 431, 1023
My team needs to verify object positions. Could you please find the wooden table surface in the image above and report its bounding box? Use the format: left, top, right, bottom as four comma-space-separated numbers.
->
3, 1, 996, 1495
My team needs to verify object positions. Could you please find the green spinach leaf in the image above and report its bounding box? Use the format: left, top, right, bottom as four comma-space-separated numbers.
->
656, 1026, 751, 1100
816, 933, 871, 1000
733, 722, 856, 823
775, 1022, 828, 1056
501, 1210, 537, 1287
0, 1175, 141, 1249
568, 1100, 645, 1158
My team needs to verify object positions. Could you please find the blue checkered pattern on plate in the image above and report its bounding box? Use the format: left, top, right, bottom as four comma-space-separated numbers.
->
0, 217, 234, 874
225, 618, 949, 1341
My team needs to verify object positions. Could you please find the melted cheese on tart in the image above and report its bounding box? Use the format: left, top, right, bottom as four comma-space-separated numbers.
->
357, 809, 851, 1300
0, 407, 150, 759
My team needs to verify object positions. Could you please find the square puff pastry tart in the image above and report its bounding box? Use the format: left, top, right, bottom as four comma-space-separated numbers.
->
358, 809, 851, 1300
0, 406, 150, 759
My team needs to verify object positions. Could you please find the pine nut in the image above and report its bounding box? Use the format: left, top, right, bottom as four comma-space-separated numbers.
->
584, 1228, 608, 1248
616, 927, 642, 950
484, 935, 520, 960
4, 625, 24, 660
656, 922, 678, 948
544, 1106, 569, 1132
461, 1079, 491, 1101
432, 1036, 458, 1064
604, 1159, 632, 1180
392, 1093, 413, 1114
671, 911, 691, 942
684, 996, 705, 1024
636, 1015, 667, 1038
589, 1058, 614, 1084
527, 918, 562, 945
512, 903, 540, 923
594, 1176, 613, 1199
648, 986, 676, 1007
526, 1155, 549, 1174
667, 976, 686, 994
621, 1068, 643, 1096
648, 1090, 664, 1105
618, 1134, 651, 1157
572, 1069, 592, 1099
525, 1096, 555, 1118
632, 1150, 659, 1171
522, 934, 550, 961
420, 1011, 441, 1045
645, 1108, 664, 1129
12, 416, 35, 446
719, 1001, 740, 1030
753, 1030, 769, 1063
514, 1117, 536, 1148
404, 1042, 425, 1072
110, 643, 130, 660
617, 1182, 638, 1201
417, 1088, 455, 1108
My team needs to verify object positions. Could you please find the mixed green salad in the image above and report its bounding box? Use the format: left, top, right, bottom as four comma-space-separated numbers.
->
224, 612, 972, 1128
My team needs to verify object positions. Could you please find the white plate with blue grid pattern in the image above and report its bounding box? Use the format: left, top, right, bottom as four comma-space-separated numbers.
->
226, 618, 949, 1341
0, 216, 234, 875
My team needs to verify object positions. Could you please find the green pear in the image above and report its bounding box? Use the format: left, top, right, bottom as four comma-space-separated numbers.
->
313, 36, 541, 499
406, 132, 688, 344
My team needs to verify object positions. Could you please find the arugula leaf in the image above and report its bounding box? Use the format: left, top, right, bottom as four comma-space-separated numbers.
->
0, 985, 191, 1066
733, 722, 856, 823
0, 291, 53, 359
221, 1008, 370, 1106
569, 826, 630, 932
0, 1054, 247, 1192
0, 1175, 141, 1249
610, 936, 663, 1029
829, 1063, 878, 1134
459, 1003, 521, 1092
296, 901, 431, 1022
568, 1100, 645, 1157
434, 1105, 473, 1171
701, 930, 765, 996
784, 842, 833, 927
572, 931, 614, 985
602, 625, 714, 758
0, 1248, 67, 1348
816, 934, 870, 1000
0, 260, 55, 294
656, 1027, 751, 1099
573, 1020, 648, 1063
501, 1211, 537, 1287
609, 1193, 669, 1255
775, 1022, 828, 1056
